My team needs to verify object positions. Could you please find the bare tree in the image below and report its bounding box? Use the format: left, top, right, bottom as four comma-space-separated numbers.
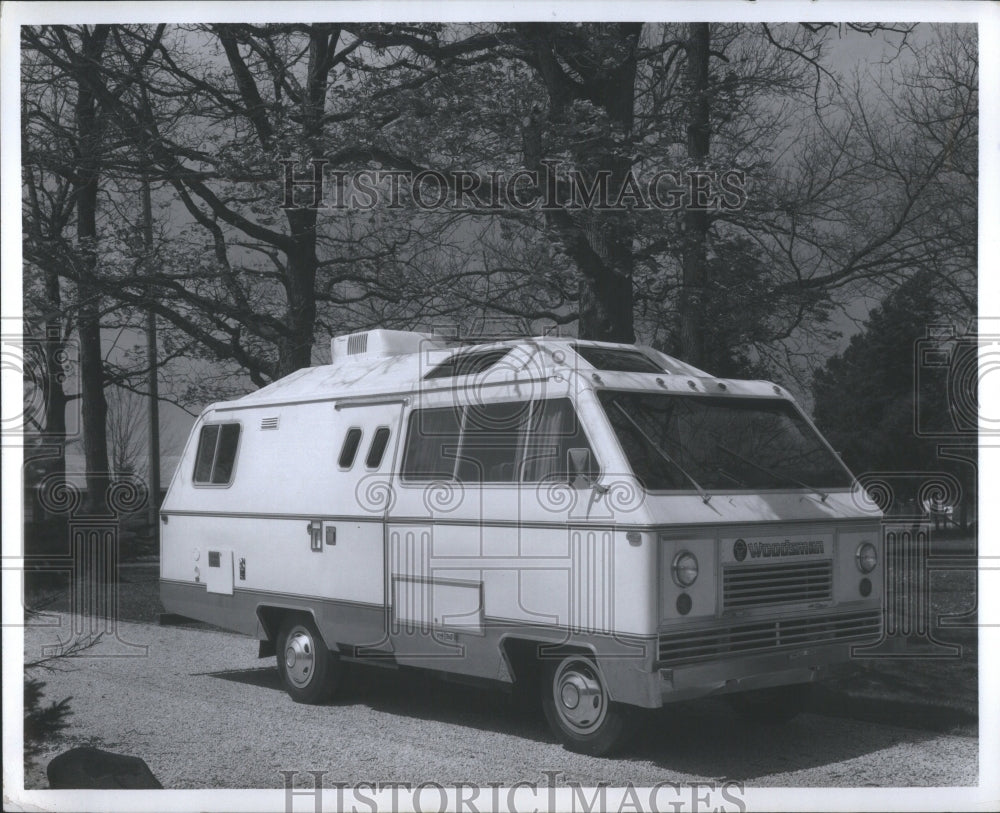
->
105, 386, 146, 479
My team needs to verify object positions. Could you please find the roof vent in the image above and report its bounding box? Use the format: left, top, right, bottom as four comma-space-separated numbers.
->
347, 333, 368, 355
330, 329, 449, 362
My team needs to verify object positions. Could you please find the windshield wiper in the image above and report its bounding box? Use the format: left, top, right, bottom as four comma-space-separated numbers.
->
715, 467, 748, 488
715, 443, 828, 502
611, 400, 712, 503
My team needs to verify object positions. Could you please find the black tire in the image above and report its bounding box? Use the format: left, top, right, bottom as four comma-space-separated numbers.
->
541, 654, 634, 756
727, 682, 812, 724
275, 616, 342, 704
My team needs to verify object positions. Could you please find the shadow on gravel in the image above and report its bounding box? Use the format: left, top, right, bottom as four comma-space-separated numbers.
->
195, 667, 283, 691
807, 685, 977, 734
196, 659, 966, 779
628, 698, 963, 781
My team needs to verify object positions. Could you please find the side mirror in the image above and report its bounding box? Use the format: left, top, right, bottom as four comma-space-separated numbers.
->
568, 447, 605, 492
568, 447, 591, 475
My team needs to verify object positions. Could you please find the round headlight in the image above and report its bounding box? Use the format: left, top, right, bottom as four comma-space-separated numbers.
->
672, 551, 699, 587
856, 541, 878, 574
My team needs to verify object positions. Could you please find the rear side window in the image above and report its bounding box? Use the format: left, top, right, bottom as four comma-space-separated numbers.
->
193, 423, 241, 485
339, 427, 363, 469
401, 407, 462, 481
366, 427, 392, 469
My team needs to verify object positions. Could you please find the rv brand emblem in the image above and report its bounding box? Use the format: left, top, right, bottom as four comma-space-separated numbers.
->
746, 539, 825, 558
733, 539, 747, 561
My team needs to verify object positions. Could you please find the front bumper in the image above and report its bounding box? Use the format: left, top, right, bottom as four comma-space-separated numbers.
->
656, 606, 882, 703
602, 606, 882, 707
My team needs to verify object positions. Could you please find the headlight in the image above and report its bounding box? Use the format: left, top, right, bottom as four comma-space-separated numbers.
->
856, 541, 878, 573
672, 551, 699, 587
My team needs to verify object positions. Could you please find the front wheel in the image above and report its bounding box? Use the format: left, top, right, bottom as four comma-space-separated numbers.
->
276, 616, 342, 704
541, 654, 634, 756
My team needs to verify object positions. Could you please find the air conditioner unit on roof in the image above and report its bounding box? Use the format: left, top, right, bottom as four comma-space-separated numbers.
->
330, 329, 449, 362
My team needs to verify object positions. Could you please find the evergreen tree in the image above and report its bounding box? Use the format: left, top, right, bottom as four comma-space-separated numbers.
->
24, 678, 72, 770
812, 272, 975, 526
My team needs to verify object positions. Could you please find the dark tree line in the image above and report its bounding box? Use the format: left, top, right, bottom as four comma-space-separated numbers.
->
812, 272, 978, 528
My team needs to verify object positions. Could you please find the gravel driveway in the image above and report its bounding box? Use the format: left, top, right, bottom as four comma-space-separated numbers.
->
21, 613, 977, 790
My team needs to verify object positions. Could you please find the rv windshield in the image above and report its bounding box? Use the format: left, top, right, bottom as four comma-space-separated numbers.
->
597, 391, 852, 492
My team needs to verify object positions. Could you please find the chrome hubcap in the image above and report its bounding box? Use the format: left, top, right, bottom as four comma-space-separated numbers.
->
284, 627, 315, 689
554, 658, 607, 734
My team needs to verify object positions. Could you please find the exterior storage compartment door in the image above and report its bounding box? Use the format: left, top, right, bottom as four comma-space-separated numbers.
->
205, 549, 234, 595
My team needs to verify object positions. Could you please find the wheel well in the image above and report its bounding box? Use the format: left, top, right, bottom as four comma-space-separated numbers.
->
500, 638, 595, 687
256, 605, 316, 644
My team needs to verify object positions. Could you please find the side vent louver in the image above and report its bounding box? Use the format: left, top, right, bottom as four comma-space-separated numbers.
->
260, 416, 279, 430
347, 333, 369, 355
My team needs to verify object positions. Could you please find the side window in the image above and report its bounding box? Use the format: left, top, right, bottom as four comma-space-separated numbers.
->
365, 427, 391, 469
193, 425, 219, 483
193, 423, 241, 485
401, 407, 462, 481
522, 399, 597, 483
456, 401, 531, 483
338, 427, 363, 469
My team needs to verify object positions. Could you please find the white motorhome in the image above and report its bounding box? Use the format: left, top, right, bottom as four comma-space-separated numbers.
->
161, 330, 883, 754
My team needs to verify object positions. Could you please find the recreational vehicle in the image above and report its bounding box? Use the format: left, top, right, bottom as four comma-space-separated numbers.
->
160, 330, 883, 755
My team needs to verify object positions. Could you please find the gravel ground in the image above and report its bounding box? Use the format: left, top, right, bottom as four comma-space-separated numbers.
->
21, 614, 977, 790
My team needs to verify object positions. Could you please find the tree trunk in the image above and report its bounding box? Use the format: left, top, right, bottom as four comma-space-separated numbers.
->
576, 217, 635, 343
679, 22, 711, 368
279, 208, 319, 375
518, 23, 640, 344
274, 25, 332, 376
73, 26, 111, 514
578, 29, 639, 344
42, 272, 68, 479
143, 178, 161, 536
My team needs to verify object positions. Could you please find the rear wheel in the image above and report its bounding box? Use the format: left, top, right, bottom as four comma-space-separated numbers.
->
727, 682, 812, 724
541, 654, 633, 756
276, 616, 342, 704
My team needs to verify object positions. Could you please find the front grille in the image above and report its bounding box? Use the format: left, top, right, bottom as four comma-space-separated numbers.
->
723, 559, 833, 610
658, 609, 882, 667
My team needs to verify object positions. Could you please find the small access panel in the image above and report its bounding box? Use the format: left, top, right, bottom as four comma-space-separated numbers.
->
205, 549, 234, 595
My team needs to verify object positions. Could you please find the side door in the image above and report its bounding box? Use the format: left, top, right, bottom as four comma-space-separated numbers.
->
319, 400, 406, 616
